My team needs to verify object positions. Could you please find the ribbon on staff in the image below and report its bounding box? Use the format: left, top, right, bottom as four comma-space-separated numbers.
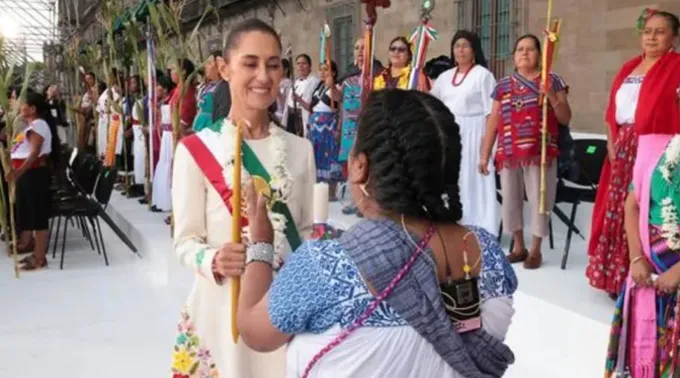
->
407, 20, 438, 91
538, 19, 562, 107
407, 0, 437, 91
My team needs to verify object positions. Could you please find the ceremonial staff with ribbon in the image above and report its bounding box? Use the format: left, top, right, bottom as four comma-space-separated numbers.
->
407, 0, 437, 91
539, 0, 562, 214
320, 22, 335, 110
360, 0, 391, 104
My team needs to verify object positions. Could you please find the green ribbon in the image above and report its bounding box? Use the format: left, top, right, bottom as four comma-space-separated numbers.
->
241, 141, 303, 251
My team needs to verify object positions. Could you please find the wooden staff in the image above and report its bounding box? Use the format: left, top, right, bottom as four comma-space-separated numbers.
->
539, 0, 561, 214
359, 0, 390, 105
231, 120, 243, 344
287, 44, 302, 136
320, 23, 334, 110
0, 147, 19, 278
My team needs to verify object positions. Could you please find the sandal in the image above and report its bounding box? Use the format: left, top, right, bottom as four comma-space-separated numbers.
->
19, 256, 47, 271
523, 253, 543, 270
17, 240, 35, 254
506, 249, 529, 264
164, 216, 171, 225
6, 241, 34, 257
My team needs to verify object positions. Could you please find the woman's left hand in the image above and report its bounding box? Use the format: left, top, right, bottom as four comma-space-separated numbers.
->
655, 270, 680, 294
6, 169, 18, 183
246, 180, 274, 244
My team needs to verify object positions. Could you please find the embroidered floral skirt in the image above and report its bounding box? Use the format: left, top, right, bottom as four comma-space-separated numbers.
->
308, 111, 342, 183
586, 125, 638, 294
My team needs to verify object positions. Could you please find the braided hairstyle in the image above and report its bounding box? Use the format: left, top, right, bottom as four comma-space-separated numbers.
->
353, 89, 463, 223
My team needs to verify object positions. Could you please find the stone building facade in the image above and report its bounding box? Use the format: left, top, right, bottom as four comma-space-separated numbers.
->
60, 0, 680, 134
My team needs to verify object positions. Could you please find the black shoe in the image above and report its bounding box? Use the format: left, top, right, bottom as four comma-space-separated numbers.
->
138, 198, 148, 205
342, 205, 357, 215
150, 206, 162, 213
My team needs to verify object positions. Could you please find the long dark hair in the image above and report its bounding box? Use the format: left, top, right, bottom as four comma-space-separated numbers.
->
451, 30, 488, 68
24, 91, 60, 166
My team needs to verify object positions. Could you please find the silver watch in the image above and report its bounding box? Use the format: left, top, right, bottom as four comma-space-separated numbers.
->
246, 243, 275, 266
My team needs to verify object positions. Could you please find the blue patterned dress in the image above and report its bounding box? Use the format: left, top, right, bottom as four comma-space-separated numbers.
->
338, 74, 361, 167
269, 225, 517, 333
307, 82, 342, 183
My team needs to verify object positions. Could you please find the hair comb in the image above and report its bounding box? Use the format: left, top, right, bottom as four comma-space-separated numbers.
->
637, 7, 658, 33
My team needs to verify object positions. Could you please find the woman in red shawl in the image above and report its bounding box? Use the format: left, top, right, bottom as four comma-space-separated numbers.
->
586, 10, 680, 298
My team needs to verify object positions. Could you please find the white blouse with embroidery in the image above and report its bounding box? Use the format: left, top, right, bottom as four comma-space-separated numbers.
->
615, 75, 680, 125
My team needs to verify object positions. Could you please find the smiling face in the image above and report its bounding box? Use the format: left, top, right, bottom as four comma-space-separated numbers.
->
223, 30, 284, 112
388, 39, 410, 68
642, 14, 677, 58
513, 36, 540, 71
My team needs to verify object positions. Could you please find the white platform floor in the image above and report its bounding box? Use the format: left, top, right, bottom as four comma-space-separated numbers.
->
1, 191, 613, 378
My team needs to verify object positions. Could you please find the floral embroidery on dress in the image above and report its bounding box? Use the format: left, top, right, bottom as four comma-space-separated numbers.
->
171, 308, 219, 378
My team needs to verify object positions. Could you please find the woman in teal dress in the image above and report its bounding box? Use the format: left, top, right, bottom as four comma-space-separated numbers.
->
606, 133, 680, 377
192, 53, 222, 132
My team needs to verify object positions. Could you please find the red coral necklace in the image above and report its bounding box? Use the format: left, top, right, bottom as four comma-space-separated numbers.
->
451, 65, 475, 87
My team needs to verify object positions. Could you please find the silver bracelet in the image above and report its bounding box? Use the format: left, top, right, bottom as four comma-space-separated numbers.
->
246, 243, 275, 266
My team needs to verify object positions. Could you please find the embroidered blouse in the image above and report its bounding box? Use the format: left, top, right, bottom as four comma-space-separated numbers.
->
491, 72, 567, 170
268, 225, 518, 334
373, 66, 411, 90
311, 82, 338, 113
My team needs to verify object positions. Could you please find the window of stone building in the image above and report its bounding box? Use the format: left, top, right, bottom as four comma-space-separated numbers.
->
326, 2, 357, 76
455, 0, 524, 78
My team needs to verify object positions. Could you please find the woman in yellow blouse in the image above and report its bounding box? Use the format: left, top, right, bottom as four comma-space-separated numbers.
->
374, 36, 412, 90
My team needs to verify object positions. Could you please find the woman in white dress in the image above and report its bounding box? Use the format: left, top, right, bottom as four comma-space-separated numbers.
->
151, 76, 174, 213
237, 89, 517, 377
170, 19, 315, 378
431, 30, 499, 235
96, 75, 120, 159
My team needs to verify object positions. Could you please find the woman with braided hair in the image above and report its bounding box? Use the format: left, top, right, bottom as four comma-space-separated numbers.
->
236, 89, 517, 377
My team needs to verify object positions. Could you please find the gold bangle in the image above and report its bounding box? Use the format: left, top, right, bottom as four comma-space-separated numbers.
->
630, 255, 644, 266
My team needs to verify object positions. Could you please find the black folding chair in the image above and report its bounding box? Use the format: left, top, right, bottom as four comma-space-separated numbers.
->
556, 138, 607, 269
50, 151, 103, 255
55, 166, 118, 269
